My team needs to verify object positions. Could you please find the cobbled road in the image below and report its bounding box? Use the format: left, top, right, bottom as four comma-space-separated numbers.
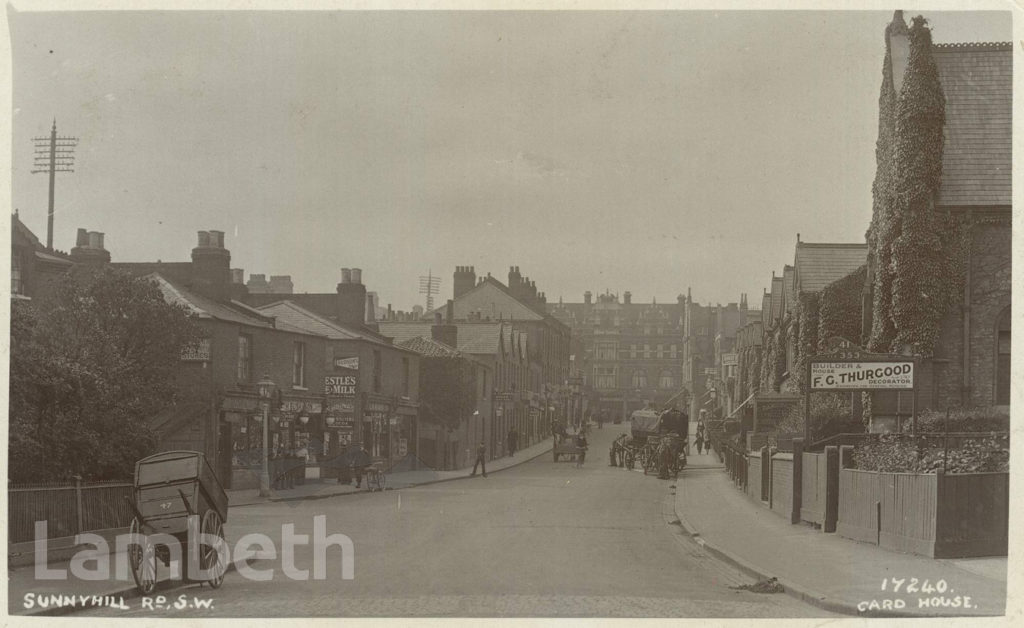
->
79, 425, 831, 618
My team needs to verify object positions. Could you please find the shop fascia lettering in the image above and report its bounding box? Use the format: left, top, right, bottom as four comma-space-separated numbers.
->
324, 375, 357, 396
810, 361, 914, 390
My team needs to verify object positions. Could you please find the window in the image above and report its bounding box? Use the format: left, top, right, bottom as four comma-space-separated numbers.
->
11, 254, 22, 295
644, 344, 651, 359
402, 357, 410, 396
237, 334, 252, 382
373, 349, 382, 393
632, 369, 647, 389
292, 341, 306, 387
996, 308, 1011, 405
659, 370, 675, 389
595, 343, 617, 360
630, 344, 637, 359
657, 344, 664, 359
594, 366, 616, 390
670, 344, 677, 359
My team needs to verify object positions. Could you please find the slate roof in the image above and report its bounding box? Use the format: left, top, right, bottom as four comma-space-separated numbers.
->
257, 300, 405, 350
147, 273, 276, 328
397, 336, 462, 358
932, 43, 1012, 207
782, 265, 796, 316
378, 321, 506, 356
794, 243, 869, 294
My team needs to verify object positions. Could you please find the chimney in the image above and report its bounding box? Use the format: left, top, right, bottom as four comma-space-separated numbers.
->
387, 303, 393, 321
887, 11, 910, 93
70, 227, 111, 266
454, 265, 476, 299
677, 294, 685, 305
337, 267, 367, 326
191, 229, 231, 301
246, 273, 270, 292
269, 275, 294, 294
624, 291, 632, 305
431, 304, 458, 349
365, 293, 378, 331
230, 269, 245, 284
584, 291, 592, 305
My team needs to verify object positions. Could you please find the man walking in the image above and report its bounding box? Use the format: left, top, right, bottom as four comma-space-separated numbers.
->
470, 441, 488, 477
507, 427, 518, 457
575, 431, 588, 468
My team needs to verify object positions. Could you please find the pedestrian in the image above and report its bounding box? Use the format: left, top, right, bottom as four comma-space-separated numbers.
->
575, 432, 588, 468
507, 428, 518, 456
694, 430, 704, 456
470, 441, 488, 477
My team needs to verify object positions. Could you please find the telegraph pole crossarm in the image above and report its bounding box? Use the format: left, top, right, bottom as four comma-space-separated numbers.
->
31, 119, 78, 249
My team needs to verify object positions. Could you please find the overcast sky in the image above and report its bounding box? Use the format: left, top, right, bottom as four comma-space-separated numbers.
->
7, 8, 1012, 310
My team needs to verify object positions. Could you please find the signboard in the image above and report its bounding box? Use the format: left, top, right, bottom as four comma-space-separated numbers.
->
327, 400, 355, 414
397, 438, 408, 457
722, 353, 738, 367
180, 339, 211, 362
810, 361, 914, 391
496, 407, 503, 417
280, 400, 322, 414
334, 356, 359, 370
325, 375, 357, 396
703, 368, 717, 376
493, 392, 514, 402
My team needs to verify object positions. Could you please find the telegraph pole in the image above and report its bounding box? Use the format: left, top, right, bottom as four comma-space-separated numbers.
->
419, 270, 441, 313
31, 119, 78, 250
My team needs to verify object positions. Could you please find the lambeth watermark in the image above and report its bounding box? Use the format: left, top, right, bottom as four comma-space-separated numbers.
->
32, 514, 353, 583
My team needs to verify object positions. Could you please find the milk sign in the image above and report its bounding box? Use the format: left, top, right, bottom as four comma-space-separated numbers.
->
325, 374, 357, 397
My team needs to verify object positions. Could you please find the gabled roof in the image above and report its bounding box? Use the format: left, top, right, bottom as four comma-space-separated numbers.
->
932, 42, 1011, 207
794, 242, 870, 294
397, 336, 462, 358
146, 273, 276, 328
782, 265, 796, 316
257, 300, 405, 350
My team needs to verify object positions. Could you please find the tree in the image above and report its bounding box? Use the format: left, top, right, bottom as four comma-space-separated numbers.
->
9, 267, 202, 482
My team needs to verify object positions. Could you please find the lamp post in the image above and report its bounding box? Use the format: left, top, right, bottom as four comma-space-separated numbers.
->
257, 374, 276, 497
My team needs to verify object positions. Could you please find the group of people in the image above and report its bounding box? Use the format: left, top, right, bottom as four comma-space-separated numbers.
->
693, 418, 711, 455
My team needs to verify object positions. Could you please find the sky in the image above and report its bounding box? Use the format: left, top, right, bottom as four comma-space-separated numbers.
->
6, 7, 1014, 311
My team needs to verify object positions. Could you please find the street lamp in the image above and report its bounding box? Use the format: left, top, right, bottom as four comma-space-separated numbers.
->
257, 374, 276, 497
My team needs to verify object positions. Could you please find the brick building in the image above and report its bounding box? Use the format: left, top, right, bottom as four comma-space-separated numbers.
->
863, 19, 1011, 422
549, 290, 686, 422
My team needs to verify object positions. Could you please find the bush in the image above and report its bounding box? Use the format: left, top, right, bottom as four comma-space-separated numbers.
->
854, 433, 1009, 473
912, 406, 1009, 433
776, 393, 863, 441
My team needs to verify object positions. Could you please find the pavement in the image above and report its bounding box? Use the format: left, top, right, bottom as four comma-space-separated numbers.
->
226, 436, 556, 507
673, 451, 1009, 618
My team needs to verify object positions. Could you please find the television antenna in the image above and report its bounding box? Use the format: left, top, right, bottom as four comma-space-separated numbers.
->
419, 270, 442, 313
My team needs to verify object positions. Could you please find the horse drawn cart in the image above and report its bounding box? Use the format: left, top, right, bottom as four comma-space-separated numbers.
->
123, 451, 229, 594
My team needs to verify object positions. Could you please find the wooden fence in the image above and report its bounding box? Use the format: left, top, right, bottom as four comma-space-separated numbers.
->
835, 468, 1008, 557
8, 480, 133, 544
800, 452, 827, 526
769, 453, 793, 517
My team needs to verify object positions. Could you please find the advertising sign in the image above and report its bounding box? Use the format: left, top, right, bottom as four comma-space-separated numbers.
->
722, 353, 738, 367
180, 338, 211, 362
810, 361, 914, 391
325, 374, 357, 396
334, 356, 359, 370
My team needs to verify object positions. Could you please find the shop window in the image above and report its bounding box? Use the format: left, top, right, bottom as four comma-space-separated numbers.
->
293, 341, 306, 388
996, 307, 1010, 405
237, 334, 252, 382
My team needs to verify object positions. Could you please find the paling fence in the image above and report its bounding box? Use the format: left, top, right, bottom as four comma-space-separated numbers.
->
714, 433, 1009, 558
8, 480, 133, 544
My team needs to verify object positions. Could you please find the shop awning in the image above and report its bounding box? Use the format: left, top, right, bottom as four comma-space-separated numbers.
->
149, 401, 209, 436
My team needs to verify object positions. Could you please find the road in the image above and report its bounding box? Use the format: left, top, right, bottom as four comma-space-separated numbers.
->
79, 425, 830, 617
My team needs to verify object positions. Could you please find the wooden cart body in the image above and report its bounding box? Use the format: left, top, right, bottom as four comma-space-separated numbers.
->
133, 450, 228, 536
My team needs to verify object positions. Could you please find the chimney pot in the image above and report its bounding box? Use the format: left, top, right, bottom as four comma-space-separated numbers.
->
209, 230, 225, 248
198, 231, 210, 247
88, 231, 101, 249
351, 268, 362, 284
341, 268, 351, 284
76, 228, 88, 247
231, 269, 245, 284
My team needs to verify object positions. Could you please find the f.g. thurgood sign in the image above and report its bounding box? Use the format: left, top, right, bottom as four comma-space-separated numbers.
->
324, 375, 357, 397
810, 360, 914, 391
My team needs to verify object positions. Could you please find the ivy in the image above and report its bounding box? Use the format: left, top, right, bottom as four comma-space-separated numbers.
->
819, 265, 867, 345
793, 292, 819, 394
866, 14, 965, 357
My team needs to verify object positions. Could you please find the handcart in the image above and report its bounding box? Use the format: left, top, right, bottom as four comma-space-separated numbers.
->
123, 451, 229, 594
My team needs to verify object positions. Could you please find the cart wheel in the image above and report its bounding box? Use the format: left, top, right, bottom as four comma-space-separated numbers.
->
128, 517, 158, 595
200, 510, 227, 589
